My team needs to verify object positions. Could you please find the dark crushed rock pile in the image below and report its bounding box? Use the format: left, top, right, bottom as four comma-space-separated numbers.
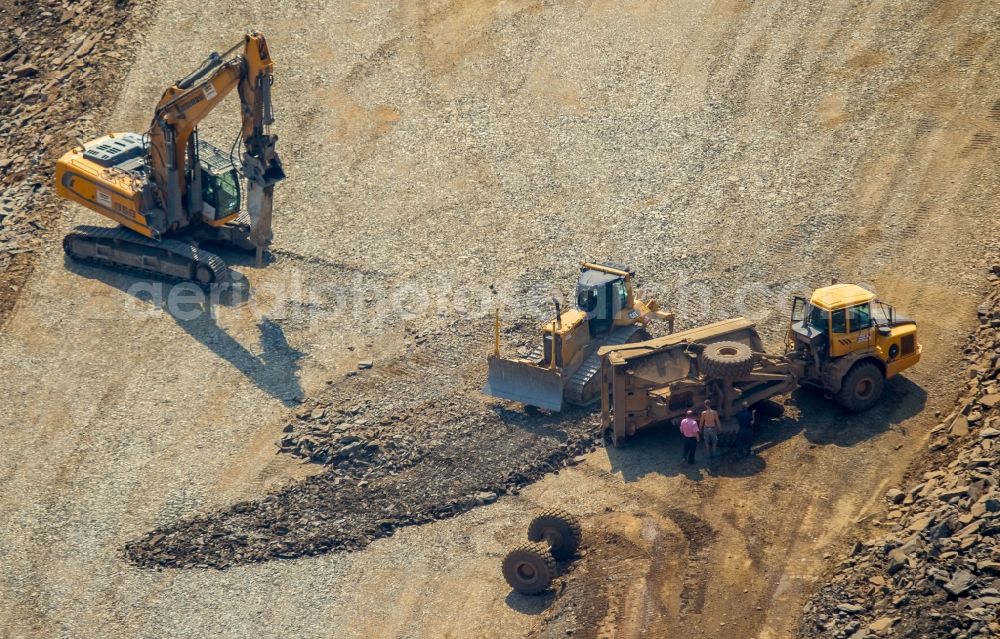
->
0, 0, 142, 321
799, 267, 1000, 639
125, 320, 608, 568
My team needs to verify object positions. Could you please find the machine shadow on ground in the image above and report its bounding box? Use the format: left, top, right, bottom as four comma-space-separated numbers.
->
65, 258, 304, 405
604, 373, 926, 483
505, 586, 558, 615
794, 376, 927, 447
603, 414, 785, 483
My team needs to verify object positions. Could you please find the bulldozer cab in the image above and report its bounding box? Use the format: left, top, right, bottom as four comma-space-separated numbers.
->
576, 263, 635, 336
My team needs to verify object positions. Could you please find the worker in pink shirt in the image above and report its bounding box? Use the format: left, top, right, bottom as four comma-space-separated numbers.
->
679, 409, 701, 464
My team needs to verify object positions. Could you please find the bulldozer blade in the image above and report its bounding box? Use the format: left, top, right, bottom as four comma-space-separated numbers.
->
483, 356, 566, 412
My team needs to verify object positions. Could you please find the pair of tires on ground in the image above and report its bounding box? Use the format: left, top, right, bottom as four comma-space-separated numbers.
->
502, 509, 582, 595
700, 341, 885, 411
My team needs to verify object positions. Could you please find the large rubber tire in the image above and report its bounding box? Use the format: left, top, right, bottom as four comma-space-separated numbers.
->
700, 341, 755, 378
502, 542, 556, 595
527, 509, 582, 561
835, 362, 885, 412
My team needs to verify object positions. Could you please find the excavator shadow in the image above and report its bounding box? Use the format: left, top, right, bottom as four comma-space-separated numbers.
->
65, 257, 304, 406
173, 312, 304, 407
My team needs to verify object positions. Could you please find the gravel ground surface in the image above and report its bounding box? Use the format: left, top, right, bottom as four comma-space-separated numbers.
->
0, 0, 998, 637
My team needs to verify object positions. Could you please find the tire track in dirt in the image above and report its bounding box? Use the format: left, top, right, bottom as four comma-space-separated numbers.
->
663, 507, 719, 615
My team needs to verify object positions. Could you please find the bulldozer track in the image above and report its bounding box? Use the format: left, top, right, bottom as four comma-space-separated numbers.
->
63, 225, 229, 286
565, 326, 649, 406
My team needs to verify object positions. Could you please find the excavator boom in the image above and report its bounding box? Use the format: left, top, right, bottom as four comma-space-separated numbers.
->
146, 31, 283, 244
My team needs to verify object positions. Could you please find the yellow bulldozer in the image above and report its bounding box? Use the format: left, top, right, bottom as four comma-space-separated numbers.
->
484, 262, 675, 411
54, 32, 284, 285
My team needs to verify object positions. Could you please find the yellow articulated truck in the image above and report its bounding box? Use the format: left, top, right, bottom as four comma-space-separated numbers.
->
599, 283, 921, 446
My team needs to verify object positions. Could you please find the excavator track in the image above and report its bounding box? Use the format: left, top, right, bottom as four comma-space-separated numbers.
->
63, 225, 230, 286
565, 325, 650, 406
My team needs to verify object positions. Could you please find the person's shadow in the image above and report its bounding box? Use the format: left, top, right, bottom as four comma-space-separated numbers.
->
65, 257, 304, 406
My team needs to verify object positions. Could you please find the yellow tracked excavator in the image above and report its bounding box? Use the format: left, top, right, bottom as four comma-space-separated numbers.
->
54, 31, 284, 285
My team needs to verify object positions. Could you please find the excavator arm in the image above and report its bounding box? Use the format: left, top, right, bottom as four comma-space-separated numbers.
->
146, 31, 283, 247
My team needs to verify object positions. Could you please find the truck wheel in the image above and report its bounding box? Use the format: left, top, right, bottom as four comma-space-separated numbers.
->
527, 509, 582, 560
701, 341, 755, 378
835, 362, 885, 412
502, 542, 556, 595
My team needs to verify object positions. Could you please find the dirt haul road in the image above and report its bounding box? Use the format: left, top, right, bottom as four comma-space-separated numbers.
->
1, 0, 998, 637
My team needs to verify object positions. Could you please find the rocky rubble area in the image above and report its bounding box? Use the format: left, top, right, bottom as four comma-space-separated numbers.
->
800, 268, 1000, 639
125, 319, 611, 569
0, 0, 145, 323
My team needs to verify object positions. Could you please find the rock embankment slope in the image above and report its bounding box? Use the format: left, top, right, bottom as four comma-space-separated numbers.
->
800, 267, 1000, 638
0, 0, 146, 324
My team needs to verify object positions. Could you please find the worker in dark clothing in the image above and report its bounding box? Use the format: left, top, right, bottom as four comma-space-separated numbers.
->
735, 401, 756, 457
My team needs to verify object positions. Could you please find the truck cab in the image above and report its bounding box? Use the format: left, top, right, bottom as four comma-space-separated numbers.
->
787, 283, 921, 410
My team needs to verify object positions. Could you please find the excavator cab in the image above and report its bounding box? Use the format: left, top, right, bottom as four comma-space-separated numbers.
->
200, 169, 240, 219
196, 140, 241, 221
